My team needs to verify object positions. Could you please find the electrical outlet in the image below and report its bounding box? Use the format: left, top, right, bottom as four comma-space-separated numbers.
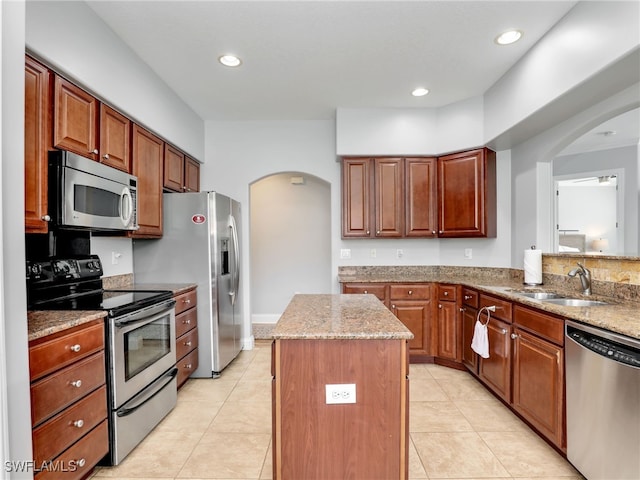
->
370, 248, 377, 258
396, 249, 404, 258
340, 248, 351, 259
464, 248, 473, 259
111, 251, 121, 265
325, 384, 356, 404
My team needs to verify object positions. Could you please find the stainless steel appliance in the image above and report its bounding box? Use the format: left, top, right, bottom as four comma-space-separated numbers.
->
133, 191, 242, 377
565, 320, 640, 480
48, 150, 138, 231
26, 255, 176, 465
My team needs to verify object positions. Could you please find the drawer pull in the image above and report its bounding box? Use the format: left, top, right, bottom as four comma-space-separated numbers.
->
444, 291, 449, 296
500, 329, 507, 335
408, 290, 413, 295
70, 380, 82, 388
464, 295, 472, 300
69, 344, 81, 353
183, 319, 191, 324
363, 290, 368, 294
184, 341, 192, 347
73, 419, 84, 428
460, 307, 465, 312
511, 333, 518, 340
75, 458, 86, 468
184, 363, 192, 369
183, 299, 191, 304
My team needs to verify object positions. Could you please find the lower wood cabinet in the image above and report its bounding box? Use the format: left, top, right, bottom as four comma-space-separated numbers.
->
461, 287, 479, 372
272, 338, 409, 479
436, 284, 460, 362
477, 316, 512, 403
174, 287, 198, 388
28, 318, 109, 479
390, 284, 434, 362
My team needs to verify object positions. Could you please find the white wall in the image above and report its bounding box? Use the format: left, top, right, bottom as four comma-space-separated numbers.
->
2, 0, 35, 476
25, 1, 204, 160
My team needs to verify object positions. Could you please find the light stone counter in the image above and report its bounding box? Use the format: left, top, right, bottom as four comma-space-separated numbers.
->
27, 310, 106, 342
272, 294, 413, 340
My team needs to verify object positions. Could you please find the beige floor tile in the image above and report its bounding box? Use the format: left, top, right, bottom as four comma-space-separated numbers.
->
410, 401, 474, 433
207, 401, 272, 433
479, 430, 581, 477
427, 364, 470, 380
154, 398, 224, 434
259, 439, 273, 479
454, 397, 530, 432
408, 437, 428, 479
178, 378, 238, 403
412, 431, 510, 478
177, 432, 271, 479
239, 360, 272, 381
228, 379, 273, 403
437, 375, 496, 401
410, 376, 449, 402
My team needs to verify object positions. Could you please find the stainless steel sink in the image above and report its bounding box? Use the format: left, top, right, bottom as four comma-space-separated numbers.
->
517, 292, 566, 300
541, 298, 608, 307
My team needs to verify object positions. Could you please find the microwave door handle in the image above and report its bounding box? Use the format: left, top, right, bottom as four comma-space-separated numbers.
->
120, 187, 133, 227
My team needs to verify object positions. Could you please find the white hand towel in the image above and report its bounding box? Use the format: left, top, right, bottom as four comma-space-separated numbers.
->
471, 320, 489, 358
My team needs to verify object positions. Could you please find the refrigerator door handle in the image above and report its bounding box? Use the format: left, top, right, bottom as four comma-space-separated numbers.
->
229, 214, 240, 306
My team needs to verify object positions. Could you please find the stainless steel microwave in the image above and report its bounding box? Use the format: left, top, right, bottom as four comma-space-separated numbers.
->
48, 150, 138, 231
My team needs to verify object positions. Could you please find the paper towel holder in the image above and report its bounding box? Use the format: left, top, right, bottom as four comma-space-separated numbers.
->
524, 245, 543, 286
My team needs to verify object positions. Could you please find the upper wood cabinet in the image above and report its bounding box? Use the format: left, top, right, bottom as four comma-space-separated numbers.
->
342, 157, 373, 237
99, 104, 131, 172
131, 124, 164, 238
53, 76, 99, 160
405, 157, 437, 237
164, 145, 200, 193
25, 55, 52, 234
374, 158, 404, 237
437, 147, 496, 238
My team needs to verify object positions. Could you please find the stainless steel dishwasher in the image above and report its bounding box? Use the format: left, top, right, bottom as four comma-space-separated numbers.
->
565, 320, 640, 480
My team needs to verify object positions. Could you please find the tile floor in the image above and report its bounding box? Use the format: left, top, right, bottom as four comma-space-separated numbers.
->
92, 340, 583, 479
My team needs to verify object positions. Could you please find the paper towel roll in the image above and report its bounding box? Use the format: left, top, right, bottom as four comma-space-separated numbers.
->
524, 248, 542, 285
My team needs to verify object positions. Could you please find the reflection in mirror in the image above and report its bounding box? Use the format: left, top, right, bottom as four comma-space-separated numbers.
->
552, 108, 639, 256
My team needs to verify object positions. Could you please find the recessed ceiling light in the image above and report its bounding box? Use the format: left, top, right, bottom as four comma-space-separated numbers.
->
412, 87, 429, 97
495, 29, 523, 45
218, 54, 242, 67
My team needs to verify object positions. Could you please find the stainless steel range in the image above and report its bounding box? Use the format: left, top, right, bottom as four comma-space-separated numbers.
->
27, 255, 177, 465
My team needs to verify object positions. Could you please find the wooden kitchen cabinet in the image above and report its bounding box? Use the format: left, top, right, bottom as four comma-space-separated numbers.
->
24, 55, 52, 234
460, 287, 479, 373
131, 124, 164, 238
53, 76, 99, 160
405, 157, 437, 237
29, 318, 109, 479
174, 288, 198, 388
341, 157, 404, 238
437, 147, 496, 238
436, 284, 460, 362
164, 146, 200, 193
341, 282, 388, 305
389, 284, 434, 362
99, 104, 131, 172
512, 305, 565, 450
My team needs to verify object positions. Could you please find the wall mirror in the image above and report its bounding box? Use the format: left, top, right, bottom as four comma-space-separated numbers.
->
552, 107, 639, 256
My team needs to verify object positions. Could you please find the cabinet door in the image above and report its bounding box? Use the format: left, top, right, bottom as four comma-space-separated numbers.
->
25, 56, 51, 234
437, 148, 496, 238
342, 158, 373, 237
131, 124, 164, 237
374, 158, 403, 237
390, 300, 432, 358
437, 301, 459, 360
164, 144, 185, 192
478, 317, 511, 402
461, 306, 478, 373
184, 156, 200, 192
99, 104, 131, 172
405, 157, 437, 237
512, 327, 564, 449
53, 76, 98, 160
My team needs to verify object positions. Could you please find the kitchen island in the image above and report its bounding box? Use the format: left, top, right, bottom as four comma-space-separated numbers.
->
271, 294, 413, 480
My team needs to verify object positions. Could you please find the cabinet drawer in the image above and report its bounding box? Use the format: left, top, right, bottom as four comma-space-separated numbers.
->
177, 348, 199, 388
437, 284, 457, 302
389, 284, 431, 300
176, 307, 197, 338
479, 294, 512, 323
514, 305, 564, 346
175, 289, 197, 315
29, 321, 104, 382
461, 288, 479, 308
177, 327, 198, 360
31, 352, 106, 426
35, 419, 109, 480
342, 283, 387, 301
32, 385, 107, 465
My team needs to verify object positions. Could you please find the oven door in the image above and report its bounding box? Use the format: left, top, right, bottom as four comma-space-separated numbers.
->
109, 299, 176, 408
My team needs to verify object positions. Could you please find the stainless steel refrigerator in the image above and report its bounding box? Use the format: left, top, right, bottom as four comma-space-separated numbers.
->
133, 192, 242, 378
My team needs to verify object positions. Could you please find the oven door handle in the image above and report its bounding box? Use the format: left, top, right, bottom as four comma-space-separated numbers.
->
116, 367, 178, 418
113, 299, 176, 328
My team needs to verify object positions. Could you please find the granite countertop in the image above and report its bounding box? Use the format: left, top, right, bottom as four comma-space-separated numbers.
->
27, 310, 107, 342
272, 294, 414, 340
113, 283, 197, 296
338, 270, 640, 340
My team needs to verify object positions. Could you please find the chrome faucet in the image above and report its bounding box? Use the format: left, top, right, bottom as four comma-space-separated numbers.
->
568, 262, 592, 295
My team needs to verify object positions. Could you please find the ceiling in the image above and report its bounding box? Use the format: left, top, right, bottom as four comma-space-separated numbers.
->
86, 0, 580, 122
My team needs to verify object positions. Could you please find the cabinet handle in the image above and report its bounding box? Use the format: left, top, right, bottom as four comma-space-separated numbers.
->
73, 419, 84, 428
432, 230, 436, 235
438, 230, 443, 234
366, 230, 370, 235
184, 341, 192, 347
460, 307, 465, 312
438, 304, 442, 309
408, 290, 413, 295
183, 319, 191, 325
444, 291, 449, 296
70, 380, 82, 388
41, 214, 51, 222
376, 230, 380, 235
90, 149, 98, 154
184, 363, 192, 369
69, 344, 81, 353
183, 299, 191, 304
103, 153, 110, 160
391, 304, 396, 309
500, 329, 507, 335
75, 458, 86, 468
363, 290, 368, 294
511, 333, 518, 339
464, 295, 472, 300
